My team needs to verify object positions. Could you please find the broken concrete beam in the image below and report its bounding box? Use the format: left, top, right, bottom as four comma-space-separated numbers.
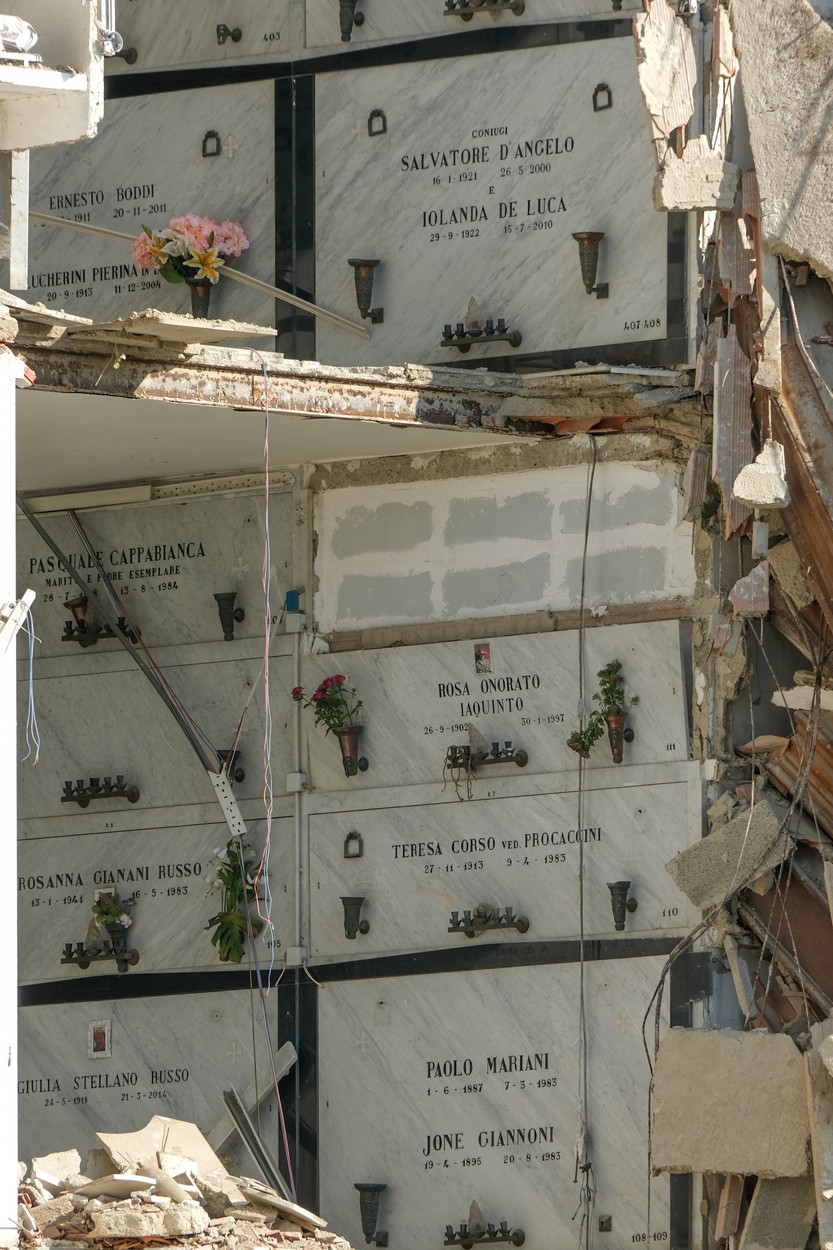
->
739, 1177, 816, 1250
665, 795, 792, 909
235, 1179, 328, 1231
730, 0, 833, 284
651, 1028, 810, 1177
653, 137, 740, 212
805, 1020, 833, 1249
97, 1114, 229, 1180
89, 1199, 211, 1239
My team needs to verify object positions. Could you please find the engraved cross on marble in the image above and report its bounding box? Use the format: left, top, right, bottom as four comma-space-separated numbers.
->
224, 134, 240, 160
227, 1041, 242, 1064
355, 1032, 372, 1055
232, 555, 249, 577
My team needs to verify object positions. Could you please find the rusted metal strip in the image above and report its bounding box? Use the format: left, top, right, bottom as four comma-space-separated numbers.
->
739, 863, 833, 1013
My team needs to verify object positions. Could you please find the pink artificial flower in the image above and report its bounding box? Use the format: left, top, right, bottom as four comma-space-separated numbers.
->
132, 235, 156, 268
214, 219, 250, 257
291, 686, 303, 699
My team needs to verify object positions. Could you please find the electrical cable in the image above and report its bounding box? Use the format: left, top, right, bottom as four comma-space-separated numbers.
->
21, 606, 40, 765
574, 437, 598, 1250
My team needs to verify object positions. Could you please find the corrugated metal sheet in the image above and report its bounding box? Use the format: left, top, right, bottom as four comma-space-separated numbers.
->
713, 324, 754, 538
766, 711, 833, 840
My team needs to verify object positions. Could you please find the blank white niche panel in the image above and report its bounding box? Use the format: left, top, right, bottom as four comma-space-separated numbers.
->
308, 773, 698, 959
300, 622, 689, 793
315, 38, 665, 364
24, 82, 276, 327
318, 960, 670, 1250
18, 819, 290, 985
105, 0, 296, 74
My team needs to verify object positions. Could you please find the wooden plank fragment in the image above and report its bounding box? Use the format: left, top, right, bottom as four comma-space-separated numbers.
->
713, 325, 754, 538
804, 1020, 833, 1250
716, 1174, 746, 1243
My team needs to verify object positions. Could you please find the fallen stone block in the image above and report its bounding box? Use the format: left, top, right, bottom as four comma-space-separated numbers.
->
31, 1149, 82, 1193
665, 797, 792, 909
74, 1172, 156, 1200
651, 1028, 810, 1177
89, 1199, 210, 1238
236, 1179, 327, 1230
98, 1115, 229, 1181
653, 137, 741, 211
195, 1171, 248, 1217
31, 1194, 77, 1231
739, 1176, 816, 1250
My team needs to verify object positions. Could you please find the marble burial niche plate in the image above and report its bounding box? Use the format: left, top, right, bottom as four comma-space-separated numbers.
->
318, 959, 671, 1250
308, 772, 699, 959
24, 82, 276, 327
315, 39, 665, 364
300, 622, 688, 793
18, 819, 291, 985
18, 988, 280, 1165
105, 0, 295, 75
18, 493, 292, 657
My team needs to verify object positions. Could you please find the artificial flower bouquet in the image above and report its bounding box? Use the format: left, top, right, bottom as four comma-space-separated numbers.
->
291, 674, 362, 734
132, 214, 249, 287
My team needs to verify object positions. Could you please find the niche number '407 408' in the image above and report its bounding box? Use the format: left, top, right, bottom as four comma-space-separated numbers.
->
624, 318, 661, 331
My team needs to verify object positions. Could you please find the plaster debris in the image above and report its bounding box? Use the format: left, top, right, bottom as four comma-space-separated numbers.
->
739, 1177, 816, 1250
653, 137, 740, 212
651, 1028, 810, 1178
730, 0, 833, 283
665, 794, 792, 909
733, 441, 791, 509
728, 560, 770, 618
17, 1117, 349, 1250
768, 541, 815, 610
713, 325, 754, 539
633, 0, 697, 153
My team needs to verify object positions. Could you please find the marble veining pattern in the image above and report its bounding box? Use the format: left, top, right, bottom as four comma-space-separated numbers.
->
25, 84, 276, 329
18, 495, 292, 658
318, 961, 670, 1250
300, 622, 689, 794
315, 41, 665, 364
18, 989, 275, 1163
18, 820, 291, 985
308, 779, 698, 958
105, 0, 296, 74
17, 652, 292, 825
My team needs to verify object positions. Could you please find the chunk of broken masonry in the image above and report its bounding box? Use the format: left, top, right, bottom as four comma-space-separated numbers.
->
739, 1177, 816, 1250
88, 1199, 211, 1238
653, 136, 741, 211
651, 1028, 810, 1178
666, 796, 792, 909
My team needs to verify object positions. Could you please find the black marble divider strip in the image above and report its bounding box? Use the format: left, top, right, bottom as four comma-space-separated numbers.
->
104, 21, 635, 98
19, 935, 679, 1005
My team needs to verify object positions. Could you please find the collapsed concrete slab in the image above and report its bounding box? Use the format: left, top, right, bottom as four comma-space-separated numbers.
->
730, 0, 833, 282
653, 137, 741, 211
739, 1177, 816, 1250
651, 1029, 810, 1177
666, 796, 792, 909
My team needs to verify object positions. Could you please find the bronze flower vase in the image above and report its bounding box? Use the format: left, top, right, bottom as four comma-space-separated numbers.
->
605, 711, 627, 764
185, 277, 212, 318
333, 725, 368, 778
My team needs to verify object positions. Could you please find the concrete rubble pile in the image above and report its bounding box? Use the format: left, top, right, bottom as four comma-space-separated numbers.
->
653, 761, 833, 1248
17, 1116, 352, 1250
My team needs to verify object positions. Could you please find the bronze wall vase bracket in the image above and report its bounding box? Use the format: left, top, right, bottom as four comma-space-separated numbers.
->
354, 1183, 388, 1246
62, 777, 140, 807
61, 929, 139, 975
444, 0, 525, 20
571, 231, 609, 298
216, 23, 242, 44
445, 1223, 525, 1247
441, 320, 521, 352
341, 896, 370, 940
348, 260, 383, 324
340, 0, 366, 41
214, 591, 245, 641
607, 880, 638, 931
445, 743, 528, 770
448, 906, 530, 939
334, 725, 369, 778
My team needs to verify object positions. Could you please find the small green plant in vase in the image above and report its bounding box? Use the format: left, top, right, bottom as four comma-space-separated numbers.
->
205, 837, 263, 963
567, 660, 638, 764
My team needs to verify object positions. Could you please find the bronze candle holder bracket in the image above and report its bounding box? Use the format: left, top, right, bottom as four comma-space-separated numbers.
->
340, 0, 366, 41
448, 906, 529, 939
61, 930, 139, 975
444, 0, 525, 19
441, 320, 521, 353
445, 1222, 525, 1247
216, 23, 242, 43
445, 743, 528, 770
62, 777, 140, 807
62, 595, 137, 647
